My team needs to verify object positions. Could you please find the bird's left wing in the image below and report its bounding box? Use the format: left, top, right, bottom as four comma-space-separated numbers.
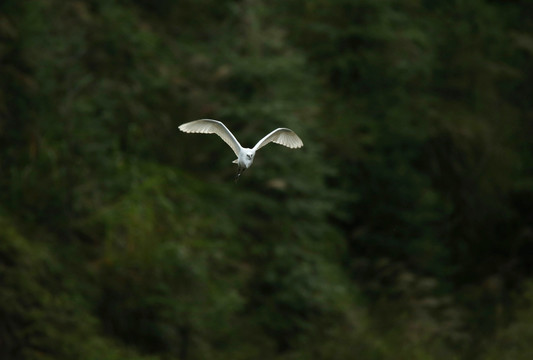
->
252, 128, 303, 151
179, 119, 242, 156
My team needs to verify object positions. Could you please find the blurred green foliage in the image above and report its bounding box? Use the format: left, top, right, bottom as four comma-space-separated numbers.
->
1, 0, 533, 359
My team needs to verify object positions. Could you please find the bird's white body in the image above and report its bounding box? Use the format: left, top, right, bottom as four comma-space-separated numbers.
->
233, 148, 256, 170
178, 119, 303, 180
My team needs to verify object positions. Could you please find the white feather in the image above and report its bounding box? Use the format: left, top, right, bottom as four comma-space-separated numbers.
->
178, 119, 242, 156
179, 119, 304, 180
252, 128, 304, 151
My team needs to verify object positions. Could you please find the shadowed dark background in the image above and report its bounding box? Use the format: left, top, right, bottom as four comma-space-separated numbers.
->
1, 0, 533, 359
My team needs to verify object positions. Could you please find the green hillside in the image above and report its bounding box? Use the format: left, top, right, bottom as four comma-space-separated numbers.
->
1, 1, 533, 359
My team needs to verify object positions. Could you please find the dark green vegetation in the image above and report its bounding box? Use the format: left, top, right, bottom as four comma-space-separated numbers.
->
1, 0, 533, 359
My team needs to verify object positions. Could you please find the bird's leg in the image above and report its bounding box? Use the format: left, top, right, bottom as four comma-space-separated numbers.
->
235, 166, 245, 182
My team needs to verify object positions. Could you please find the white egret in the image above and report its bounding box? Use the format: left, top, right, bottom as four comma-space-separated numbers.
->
179, 119, 303, 181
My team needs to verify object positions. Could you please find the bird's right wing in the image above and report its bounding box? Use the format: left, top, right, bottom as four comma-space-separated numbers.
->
252, 128, 304, 151
179, 119, 242, 156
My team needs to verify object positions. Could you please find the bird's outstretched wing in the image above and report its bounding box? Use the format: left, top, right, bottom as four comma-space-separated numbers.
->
252, 128, 303, 151
179, 119, 242, 156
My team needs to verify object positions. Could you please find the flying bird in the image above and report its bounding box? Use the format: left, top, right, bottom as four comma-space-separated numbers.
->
179, 119, 303, 181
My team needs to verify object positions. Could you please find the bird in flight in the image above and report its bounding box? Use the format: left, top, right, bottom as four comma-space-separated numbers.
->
179, 119, 303, 181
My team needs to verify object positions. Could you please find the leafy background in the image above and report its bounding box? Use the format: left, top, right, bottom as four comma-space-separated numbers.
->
1, 0, 533, 359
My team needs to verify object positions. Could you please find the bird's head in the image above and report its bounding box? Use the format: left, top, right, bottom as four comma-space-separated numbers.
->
243, 150, 255, 167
